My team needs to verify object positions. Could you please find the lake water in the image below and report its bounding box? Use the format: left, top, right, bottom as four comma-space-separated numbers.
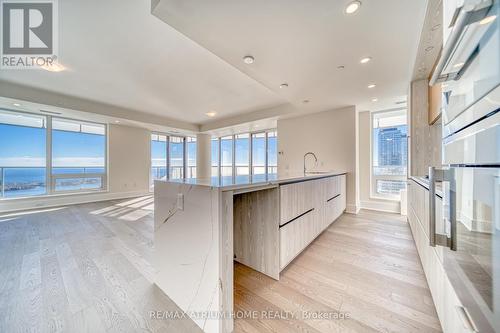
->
0, 167, 105, 198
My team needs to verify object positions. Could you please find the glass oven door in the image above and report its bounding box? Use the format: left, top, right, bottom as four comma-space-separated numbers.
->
443, 167, 500, 332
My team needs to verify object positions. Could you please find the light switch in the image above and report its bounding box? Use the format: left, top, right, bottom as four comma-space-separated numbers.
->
177, 193, 184, 211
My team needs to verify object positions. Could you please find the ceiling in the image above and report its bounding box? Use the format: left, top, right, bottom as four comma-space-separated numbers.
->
152, 0, 427, 116
0, 0, 284, 125
0, 0, 428, 130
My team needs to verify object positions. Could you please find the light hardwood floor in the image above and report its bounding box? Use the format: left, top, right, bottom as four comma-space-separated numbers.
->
0, 196, 201, 333
234, 210, 442, 333
0, 198, 441, 333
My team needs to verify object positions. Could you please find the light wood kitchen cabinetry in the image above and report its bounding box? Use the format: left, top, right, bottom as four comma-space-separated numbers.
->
279, 209, 316, 270
279, 180, 315, 226
279, 175, 346, 270
429, 83, 442, 124
407, 179, 472, 333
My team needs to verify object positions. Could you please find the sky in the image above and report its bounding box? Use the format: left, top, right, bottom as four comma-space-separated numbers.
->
2, 122, 278, 170
210, 136, 277, 167
0, 124, 105, 167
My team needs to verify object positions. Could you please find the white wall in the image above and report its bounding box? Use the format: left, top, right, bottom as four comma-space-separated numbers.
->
277, 106, 359, 213
0, 124, 151, 213
358, 111, 400, 213
108, 124, 151, 193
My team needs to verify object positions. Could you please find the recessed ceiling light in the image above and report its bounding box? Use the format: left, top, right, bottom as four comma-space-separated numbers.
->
453, 62, 465, 68
371, 98, 378, 102
115, 120, 120, 123
13, 103, 21, 107
479, 15, 496, 25
243, 55, 255, 64
279, 83, 289, 89
345, 1, 361, 14
367, 84, 376, 89
360, 57, 372, 64
206, 111, 217, 117
302, 99, 310, 104
337, 65, 345, 70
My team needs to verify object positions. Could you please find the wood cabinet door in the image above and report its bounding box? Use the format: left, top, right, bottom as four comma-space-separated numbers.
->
428, 83, 442, 125
280, 180, 315, 225
279, 210, 316, 270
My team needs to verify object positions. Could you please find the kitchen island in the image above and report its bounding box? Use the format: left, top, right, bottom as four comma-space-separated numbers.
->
154, 172, 346, 333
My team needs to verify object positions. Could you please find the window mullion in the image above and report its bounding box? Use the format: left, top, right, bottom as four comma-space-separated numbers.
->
166, 136, 170, 180
218, 138, 221, 181
232, 135, 236, 183
249, 133, 253, 179
183, 137, 187, 179
46, 115, 53, 194
265, 131, 269, 178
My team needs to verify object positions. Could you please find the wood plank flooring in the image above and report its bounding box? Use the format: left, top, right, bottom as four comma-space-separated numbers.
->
0, 196, 201, 333
0, 198, 441, 333
234, 210, 442, 333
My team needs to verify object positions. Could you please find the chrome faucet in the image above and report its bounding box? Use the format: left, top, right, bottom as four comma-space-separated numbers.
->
303, 152, 318, 174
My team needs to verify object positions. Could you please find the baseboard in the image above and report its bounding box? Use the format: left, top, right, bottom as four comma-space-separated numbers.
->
0, 190, 152, 214
360, 200, 400, 214
345, 204, 360, 214
459, 212, 493, 234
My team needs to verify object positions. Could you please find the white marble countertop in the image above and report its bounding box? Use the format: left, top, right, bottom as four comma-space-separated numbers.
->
155, 171, 347, 191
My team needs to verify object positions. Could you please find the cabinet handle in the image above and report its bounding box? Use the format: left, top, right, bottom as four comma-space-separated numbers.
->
455, 306, 478, 332
429, 167, 437, 247
429, 167, 457, 250
279, 208, 314, 229
429, 0, 493, 85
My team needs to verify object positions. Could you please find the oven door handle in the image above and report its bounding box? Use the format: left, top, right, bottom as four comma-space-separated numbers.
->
429, 167, 457, 250
430, 0, 493, 85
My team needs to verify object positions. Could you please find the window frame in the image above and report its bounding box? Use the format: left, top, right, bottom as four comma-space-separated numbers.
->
370, 109, 408, 201
211, 129, 278, 182
0, 109, 108, 200
150, 132, 197, 189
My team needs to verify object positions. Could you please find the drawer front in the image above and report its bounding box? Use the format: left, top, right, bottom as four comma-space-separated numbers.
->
280, 180, 315, 225
279, 210, 315, 270
324, 176, 341, 201
324, 194, 342, 229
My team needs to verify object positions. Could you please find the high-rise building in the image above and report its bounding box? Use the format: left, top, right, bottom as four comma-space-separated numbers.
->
378, 127, 407, 166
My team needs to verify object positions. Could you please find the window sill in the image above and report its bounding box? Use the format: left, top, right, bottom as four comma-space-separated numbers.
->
0, 189, 108, 202
369, 194, 401, 202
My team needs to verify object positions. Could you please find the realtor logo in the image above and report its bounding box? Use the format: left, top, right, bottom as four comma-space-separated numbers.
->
1, 0, 58, 69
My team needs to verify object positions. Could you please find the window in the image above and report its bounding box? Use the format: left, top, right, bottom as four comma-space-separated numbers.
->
51, 118, 106, 192
0, 110, 47, 198
150, 133, 196, 187
151, 134, 167, 185
212, 130, 278, 182
211, 138, 219, 179
252, 132, 266, 180
186, 137, 196, 179
169, 136, 184, 179
267, 131, 278, 174
372, 110, 407, 199
235, 134, 250, 182
0, 109, 107, 199
220, 136, 233, 184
